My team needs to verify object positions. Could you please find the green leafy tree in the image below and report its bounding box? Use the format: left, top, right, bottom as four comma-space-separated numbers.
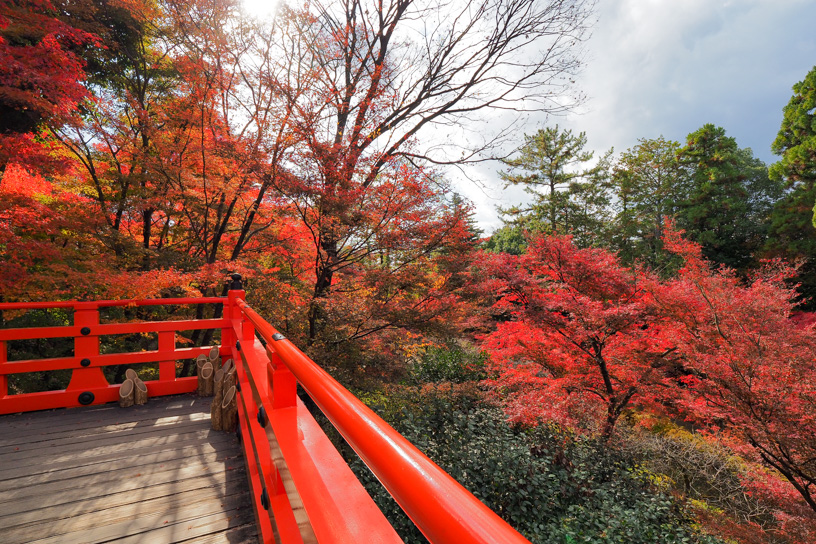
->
767, 66, 816, 306
610, 136, 685, 269
483, 224, 528, 255
499, 126, 612, 248
676, 124, 779, 271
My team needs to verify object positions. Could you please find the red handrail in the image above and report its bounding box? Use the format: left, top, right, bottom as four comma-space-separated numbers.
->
0, 297, 225, 311
236, 299, 531, 544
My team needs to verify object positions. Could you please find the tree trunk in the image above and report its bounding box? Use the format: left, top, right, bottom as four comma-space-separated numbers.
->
113, 364, 127, 385
188, 302, 208, 353
601, 407, 618, 440
308, 235, 339, 343
142, 207, 153, 270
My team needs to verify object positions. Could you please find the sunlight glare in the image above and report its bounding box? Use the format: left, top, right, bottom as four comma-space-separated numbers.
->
242, 0, 280, 20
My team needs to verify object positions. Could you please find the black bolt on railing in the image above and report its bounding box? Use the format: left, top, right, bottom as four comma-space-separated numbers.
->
260, 487, 270, 510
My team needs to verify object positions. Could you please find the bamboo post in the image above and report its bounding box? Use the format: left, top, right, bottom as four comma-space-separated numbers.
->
223, 358, 236, 389
196, 354, 208, 373
125, 368, 138, 381
211, 369, 226, 431
221, 386, 237, 432
119, 379, 135, 408
222, 358, 234, 373
198, 361, 214, 396
208, 346, 219, 364
133, 378, 148, 405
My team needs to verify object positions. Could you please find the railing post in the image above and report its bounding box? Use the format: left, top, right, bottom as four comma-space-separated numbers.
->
266, 346, 296, 409
225, 274, 245, 352
227, 274, 255, 357
0, 341, 7, 398
158, 331, 176, 381
67, 303, 109, 404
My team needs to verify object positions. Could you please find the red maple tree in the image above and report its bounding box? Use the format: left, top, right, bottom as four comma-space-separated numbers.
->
654, 224, 816, 514
480, 225, 816, 518
478, 234, 680, 436
0, 0, 97, 169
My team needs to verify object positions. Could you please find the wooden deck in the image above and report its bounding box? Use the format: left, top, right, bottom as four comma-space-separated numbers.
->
0, 394, 258, 544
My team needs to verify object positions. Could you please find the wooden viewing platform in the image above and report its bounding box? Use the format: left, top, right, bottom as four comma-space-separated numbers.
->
0, 395, 257, 544
0, 280, 533, 544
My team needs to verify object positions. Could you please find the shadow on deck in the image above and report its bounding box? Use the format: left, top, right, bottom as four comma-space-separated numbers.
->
0, 394, 257, 544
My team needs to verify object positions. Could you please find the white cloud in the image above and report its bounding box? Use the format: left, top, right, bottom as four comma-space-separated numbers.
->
464, 0, 816, 233
566, 0, 816, 159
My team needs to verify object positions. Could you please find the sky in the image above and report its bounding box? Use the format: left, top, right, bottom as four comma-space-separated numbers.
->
454, 0, 816, 232
241, 0, 816, 233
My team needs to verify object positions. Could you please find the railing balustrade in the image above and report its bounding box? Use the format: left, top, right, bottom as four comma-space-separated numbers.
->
0, 297, 227, 414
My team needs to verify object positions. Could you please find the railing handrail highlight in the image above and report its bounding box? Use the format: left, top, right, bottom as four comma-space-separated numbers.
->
236, 299, 531, 544
0, 297, 225, 312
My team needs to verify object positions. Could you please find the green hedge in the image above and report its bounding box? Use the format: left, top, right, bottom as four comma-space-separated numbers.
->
312, 385, 722, 544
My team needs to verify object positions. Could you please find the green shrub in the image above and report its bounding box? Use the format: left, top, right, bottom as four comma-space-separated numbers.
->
406, 345, 488, 384
315, 386, 723, 544
3, 309, 73, 393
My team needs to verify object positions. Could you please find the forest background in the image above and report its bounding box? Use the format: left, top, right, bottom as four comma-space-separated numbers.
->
2, 0, 816, 542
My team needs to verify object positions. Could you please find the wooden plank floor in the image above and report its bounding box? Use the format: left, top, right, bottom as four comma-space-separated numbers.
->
0, 394, 258, 544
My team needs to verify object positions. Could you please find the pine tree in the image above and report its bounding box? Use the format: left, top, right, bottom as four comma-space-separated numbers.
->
767, 66, 816, 306
498, 126, 612, 248
676, 124, 778, 271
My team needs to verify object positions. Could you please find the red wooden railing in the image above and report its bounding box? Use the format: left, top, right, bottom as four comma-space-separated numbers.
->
0, 297, 228, 413
0, 275, 532, 544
